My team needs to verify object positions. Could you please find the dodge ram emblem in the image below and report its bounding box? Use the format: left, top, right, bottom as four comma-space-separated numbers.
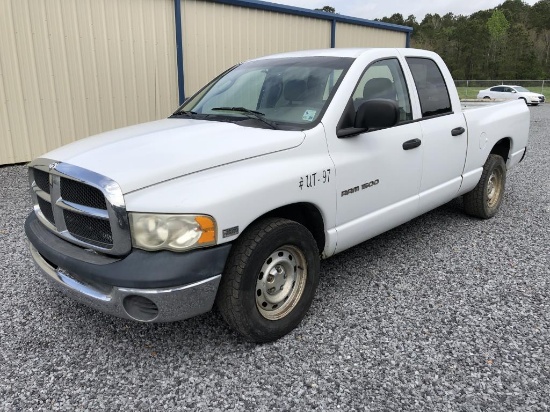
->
48, 162, 59, 170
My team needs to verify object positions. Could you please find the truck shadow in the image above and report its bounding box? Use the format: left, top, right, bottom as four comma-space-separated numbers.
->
313, 196, 480, 306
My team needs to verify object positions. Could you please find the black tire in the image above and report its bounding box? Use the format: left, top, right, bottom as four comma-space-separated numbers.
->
483, 96, 491, 100
216, 218, 320, 343
463, 154, 507, 219
520, 97, 528, 105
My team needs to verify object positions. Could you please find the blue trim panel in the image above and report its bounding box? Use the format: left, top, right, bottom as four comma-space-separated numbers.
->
330, 19, 336, 48
174, 0, 185, 104
406, 32, 411, 48
210, 0, 413, 33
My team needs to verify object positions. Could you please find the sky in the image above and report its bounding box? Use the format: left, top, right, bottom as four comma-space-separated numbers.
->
268, 0, 541, 21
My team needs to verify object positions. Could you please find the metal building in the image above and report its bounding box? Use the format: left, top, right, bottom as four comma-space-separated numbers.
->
0, 0, 412, 165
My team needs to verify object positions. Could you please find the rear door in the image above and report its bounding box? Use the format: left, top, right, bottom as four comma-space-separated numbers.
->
405, 57, 468, 214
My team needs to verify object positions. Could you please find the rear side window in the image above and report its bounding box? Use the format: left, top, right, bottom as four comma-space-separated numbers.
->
406, 57, 452, 118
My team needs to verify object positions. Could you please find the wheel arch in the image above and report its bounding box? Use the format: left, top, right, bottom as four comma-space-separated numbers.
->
490, 137, 511, 163
245, 203, 326, 253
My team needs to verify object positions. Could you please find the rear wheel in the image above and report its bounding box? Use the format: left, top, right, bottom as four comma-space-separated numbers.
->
464, 154, 507, 219
216, 218, 320, 342
483, 96, 491, 100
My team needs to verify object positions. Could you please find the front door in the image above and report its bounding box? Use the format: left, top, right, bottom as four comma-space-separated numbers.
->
326, 58, 423, 254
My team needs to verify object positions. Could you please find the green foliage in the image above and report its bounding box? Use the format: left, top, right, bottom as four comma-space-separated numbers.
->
379, 13, 405, 25
384, 0, 550, 79
315, 6, 335, 13
487, 10, 510, 40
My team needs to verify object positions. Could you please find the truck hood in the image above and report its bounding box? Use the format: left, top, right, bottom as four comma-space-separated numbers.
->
43, 119, 305, 193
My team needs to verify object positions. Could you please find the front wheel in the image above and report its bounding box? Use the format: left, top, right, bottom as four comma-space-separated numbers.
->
216, 218, 320, 342
463, 154, 507, 219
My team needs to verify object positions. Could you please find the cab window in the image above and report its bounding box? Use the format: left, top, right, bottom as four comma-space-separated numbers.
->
352, 58, 413, 123
406, 57, 452, 118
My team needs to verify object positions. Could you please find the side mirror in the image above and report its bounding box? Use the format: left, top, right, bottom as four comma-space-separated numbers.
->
355, 99, 399, 129
336, 99, 399, 138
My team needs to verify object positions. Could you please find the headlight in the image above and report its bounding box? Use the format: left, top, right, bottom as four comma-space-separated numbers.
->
129, 213, 216, 252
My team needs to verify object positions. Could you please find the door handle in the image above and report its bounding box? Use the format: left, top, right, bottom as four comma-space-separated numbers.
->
402, 138, 421, 150
451, 127, 465, 136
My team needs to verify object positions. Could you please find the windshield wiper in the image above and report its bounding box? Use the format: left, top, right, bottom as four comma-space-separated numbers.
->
211, 107, 278, 130
171, 109, 198, 117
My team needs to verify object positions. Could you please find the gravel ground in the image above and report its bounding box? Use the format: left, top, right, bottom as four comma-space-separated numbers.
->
1, 105, 549, 411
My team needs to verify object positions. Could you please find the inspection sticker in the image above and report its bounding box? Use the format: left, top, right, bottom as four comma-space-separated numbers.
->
302, 109, 316, 121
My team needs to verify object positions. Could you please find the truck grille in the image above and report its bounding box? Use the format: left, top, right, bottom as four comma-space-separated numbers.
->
29, 160, 131, 256
61, 178, 107, 210
34, 169, 51, 194
64, 209, 113, 247
36, 196, 55, 225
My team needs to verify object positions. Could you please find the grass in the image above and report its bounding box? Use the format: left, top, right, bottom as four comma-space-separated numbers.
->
456, 85, 550, 100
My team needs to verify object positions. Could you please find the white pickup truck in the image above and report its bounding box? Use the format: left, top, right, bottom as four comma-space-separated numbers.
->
25, 48, 530, 342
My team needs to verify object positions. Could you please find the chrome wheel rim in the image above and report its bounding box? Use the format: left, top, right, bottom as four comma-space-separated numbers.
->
487, 168, 503, 208
255, 245, 307, 320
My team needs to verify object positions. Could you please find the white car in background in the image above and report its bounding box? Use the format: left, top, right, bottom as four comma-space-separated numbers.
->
477, 85, 545, 105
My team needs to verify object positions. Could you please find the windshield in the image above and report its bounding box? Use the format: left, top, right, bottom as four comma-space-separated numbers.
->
514, 86, 531, 93
175, 56, 354, 130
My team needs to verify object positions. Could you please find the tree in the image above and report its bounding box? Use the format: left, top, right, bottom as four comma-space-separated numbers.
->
499, 0, 530, 25
315, 6, 335, 13
487, 10, 510, 76
529, 0, 550, 73
404, 15, 419, 31
487, 9, 510, 42
380, 13, 405, 26
378, 1, 547, 79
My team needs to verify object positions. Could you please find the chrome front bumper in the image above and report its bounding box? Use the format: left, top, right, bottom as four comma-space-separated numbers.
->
29, 243, 221, 322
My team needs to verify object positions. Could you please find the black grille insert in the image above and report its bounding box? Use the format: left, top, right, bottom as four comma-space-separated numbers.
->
64, 210, 113, 247
37, 197, 55, 225
34, 169, 50, 194
61, 178, 107, 210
